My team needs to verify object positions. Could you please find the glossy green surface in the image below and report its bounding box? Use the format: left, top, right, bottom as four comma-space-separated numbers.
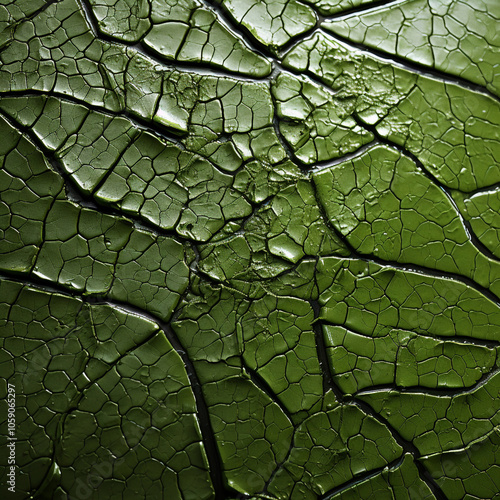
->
0, 0, 499, 499
323, 0, 500, 96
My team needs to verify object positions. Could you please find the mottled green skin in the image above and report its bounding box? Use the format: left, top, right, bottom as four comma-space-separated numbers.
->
0, 0, 499, 499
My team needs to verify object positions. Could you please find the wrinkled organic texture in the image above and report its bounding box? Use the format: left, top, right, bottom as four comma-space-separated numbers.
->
0, 0, 499, 499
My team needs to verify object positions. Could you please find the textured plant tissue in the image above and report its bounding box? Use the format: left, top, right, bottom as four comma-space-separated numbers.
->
1, 0, 500, 498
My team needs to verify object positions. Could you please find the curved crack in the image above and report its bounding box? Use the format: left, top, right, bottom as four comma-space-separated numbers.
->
76, 0, 272, 81
0, 270, 231, 500
352, 364, 500, 398
320, 0, 403, 21
320, 455, 405, 500
2, 1, 499, 498
0, 89, 187, 148
317, 28, 500, 103
353, 114, 500, 267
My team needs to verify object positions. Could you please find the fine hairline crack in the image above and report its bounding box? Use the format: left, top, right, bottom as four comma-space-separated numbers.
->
3, 0, 499, 498
0, 270, 233, 500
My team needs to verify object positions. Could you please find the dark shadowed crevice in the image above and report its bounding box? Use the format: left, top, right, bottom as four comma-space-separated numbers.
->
0, 108, 192, 247
320, 0, 402, 21
352, 363, 500, 398
1, 0, 59, 37
300, 252, 449, 499
319, 28, 500, 104
308, 140, 379, 173
242, 363, 296, 424
268, 70, 311, 171
77, 0, 272, 81
0, 270, 233, 500
352, 114, 500, 267
261, 434, 296, 496
0, 90, 188, 147
200, 0, 279, 61
2, 1, 498, 498
161, 323, 233, 500
309, 297, 449, 499
344, 397, 448, 500
310, 298, 344, 401
320, 455, 404, 500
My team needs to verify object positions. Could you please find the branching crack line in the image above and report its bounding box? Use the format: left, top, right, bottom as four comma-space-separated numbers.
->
2, 1, 499, 499
76, 0, 271, 81
0, 0, 59, 45
299, 238, 449, 499
318, 317, 500, 349
243, 364, 296, 425
308, 301, 449, 499
320, 455, 405, 500
200, 0, 278, 61
0, 107, 199, 249
326, 246, 500, 313
343, 395, 448, 500
318, 28, 500, 104
310, 297, 344, 400
352, 114, 500, 267
0, 270, 233, 500
352, 363, 500, 399
0, 89, 187, 148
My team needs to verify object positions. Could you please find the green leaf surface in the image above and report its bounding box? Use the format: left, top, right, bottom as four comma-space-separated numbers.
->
1, 0, 499, 498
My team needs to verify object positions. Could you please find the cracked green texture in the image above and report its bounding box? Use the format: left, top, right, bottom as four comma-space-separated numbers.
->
0, 279, 214, 499
284, 31, 500, 191
1, 0, 499, 499
89, 0, 272, 76
313, 144, 500, 295
323, 0, 500, 96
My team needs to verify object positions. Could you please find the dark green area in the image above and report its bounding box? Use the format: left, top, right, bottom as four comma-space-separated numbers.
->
0, 0, 499, 498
